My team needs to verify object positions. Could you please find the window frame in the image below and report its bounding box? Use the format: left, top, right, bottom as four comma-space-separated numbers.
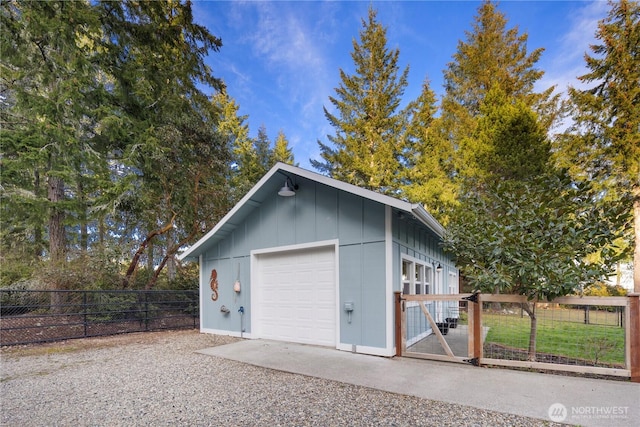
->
400, 254, 433, 297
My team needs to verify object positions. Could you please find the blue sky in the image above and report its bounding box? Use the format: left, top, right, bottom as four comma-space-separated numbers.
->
191, 1, 609, 169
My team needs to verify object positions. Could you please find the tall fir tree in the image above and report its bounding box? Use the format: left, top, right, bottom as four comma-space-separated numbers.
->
312, 6, 409, 195
1, 0, 228, 290
212, 91, 252, 204
441, 0, 558, 184
401, 78, 457, 224
1, 0, 106, 295
558, 0, 640, 291
465, 85, 551, 186
254, 125, 272, 174
272, 130, 295, 165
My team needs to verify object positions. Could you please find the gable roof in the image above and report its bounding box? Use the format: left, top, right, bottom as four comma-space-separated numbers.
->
178, 162, 445, 260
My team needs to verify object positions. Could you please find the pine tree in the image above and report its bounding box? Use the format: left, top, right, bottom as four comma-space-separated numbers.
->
254, 125, 272, 174
441, 0, 558, 183
559, 0, 640, 291
312, 6, 409, 195
1, 0, 105, 285
1, 0, 228, 290
213, 92, 252, 203
401, 78, 456, 224
272, 130, 295, 165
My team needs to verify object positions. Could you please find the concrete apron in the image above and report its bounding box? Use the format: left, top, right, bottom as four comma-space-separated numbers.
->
197, 339, 640, 427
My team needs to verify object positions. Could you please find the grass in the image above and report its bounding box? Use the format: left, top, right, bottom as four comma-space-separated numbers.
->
482, 308, 626, 366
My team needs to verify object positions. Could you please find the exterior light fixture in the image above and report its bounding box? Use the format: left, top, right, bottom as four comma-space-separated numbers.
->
436, 263, 443, 273
278, 177, 298, 197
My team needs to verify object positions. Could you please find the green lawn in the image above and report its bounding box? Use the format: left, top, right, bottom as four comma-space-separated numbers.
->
482, 309, 626, 366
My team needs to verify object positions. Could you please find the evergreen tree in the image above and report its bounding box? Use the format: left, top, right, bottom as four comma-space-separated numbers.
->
559, 0, 640, 291
98, 0, 227, 288
464, 85, 551, 185
212, 91, 252, 203
441, 0, 558, 184
1, 0, 228, 290
272, 130, 295, 165
254, 125, 272, 174
401, 78, 456, 224
1, 0, 106, 295
312, 6, 409, 195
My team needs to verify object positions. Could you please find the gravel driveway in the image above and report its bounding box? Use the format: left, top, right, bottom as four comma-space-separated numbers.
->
1, 330, 563, 426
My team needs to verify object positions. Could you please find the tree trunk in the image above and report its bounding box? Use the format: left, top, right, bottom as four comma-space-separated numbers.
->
98, 216, 105, 246
147, 241, 154, 273
167, 255, 176, 280
122, 214, 175, 288
166, 228, 176, 281
77, 176, 88, 253
48, 174, 66, 311
48, 175, 66, 265
522, 301, 537, 362
33, 170, 44, 260
633, 184, 640, 293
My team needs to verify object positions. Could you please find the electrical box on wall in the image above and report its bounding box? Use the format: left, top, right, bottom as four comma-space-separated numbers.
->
344, 302, 354, 312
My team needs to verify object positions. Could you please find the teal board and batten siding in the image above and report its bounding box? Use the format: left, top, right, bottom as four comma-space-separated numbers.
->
392, 214, 458, 346
200, 176, 388, 350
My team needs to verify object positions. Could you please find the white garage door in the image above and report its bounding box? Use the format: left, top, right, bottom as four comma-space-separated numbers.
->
254, 245, 336, 347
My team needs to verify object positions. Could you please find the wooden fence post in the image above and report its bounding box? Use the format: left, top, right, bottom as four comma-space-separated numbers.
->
394, 291, 405, 357
473, 294, 482, 364
629, 293, 640, 383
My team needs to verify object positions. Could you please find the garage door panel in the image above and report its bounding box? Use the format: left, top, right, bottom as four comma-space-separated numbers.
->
255, 246, 336, 347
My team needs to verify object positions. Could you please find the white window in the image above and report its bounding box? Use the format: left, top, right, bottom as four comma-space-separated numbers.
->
401, 255, 432, 295
415, 264, 423, 294
448, 272, 459, 294
402, 260, 411, 295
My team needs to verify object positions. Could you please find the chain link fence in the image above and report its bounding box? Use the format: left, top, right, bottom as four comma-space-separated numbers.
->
0, 289, 199, 346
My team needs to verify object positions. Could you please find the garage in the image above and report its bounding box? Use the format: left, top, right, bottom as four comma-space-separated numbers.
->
252, 244, 337, 347
180, 163, 455, 357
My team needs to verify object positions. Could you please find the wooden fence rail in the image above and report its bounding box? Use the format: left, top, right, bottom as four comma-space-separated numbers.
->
395, 292, 640, 382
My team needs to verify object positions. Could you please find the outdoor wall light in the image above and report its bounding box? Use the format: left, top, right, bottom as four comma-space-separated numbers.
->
436, 263, 443, 273
278, 177, 298, 197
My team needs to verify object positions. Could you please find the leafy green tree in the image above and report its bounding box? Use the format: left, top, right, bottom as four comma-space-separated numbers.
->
444, 89, 628, 361
445, 175, 627, 361
312, 6, 409, 195
558, 0, 640, 292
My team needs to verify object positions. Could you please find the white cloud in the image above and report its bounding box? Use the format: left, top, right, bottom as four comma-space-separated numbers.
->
537, 0, 609, 95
